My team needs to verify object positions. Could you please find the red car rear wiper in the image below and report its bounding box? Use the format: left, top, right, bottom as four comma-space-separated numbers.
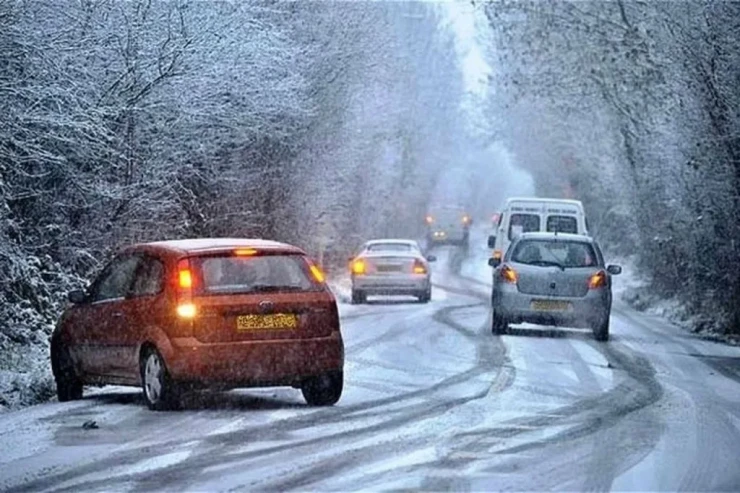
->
248, 284, 306, 293
528, 259, 565, 271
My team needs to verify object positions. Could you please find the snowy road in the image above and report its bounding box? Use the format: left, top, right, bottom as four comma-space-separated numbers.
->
1, 236, 740, 491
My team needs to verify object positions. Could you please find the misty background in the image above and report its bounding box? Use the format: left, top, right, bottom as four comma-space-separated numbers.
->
1, 0, 738, 406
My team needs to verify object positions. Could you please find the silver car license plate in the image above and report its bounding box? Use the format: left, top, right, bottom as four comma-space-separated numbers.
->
531, 300, 571, 311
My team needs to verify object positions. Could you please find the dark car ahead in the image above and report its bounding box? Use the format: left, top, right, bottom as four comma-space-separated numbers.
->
50, 239, 344, 410
489, 232, 621, 341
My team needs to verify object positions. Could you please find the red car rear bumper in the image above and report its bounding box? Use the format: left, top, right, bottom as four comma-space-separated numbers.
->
164, 332, 344, 387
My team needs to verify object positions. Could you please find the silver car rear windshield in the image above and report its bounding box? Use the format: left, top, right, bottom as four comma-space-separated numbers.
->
366, 243, 413, 252
194, 255, 316, 294
511, 240, 598, 268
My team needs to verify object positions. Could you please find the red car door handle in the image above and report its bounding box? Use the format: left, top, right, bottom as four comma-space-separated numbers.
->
112, 312, 123, 318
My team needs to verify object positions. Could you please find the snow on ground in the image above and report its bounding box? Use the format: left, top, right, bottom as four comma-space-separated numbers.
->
615, 256, 740, 346
0, 343, 55, 412
0, 226, 739, 491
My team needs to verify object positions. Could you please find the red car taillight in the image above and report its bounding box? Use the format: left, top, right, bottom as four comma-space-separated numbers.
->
501, 265, 518, 284
588, 270, 607, 289
309, 262, 326, 283
176, 258, 197, 318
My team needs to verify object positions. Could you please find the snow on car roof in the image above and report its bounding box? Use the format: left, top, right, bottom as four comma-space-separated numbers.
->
517, 232, 593, 242
365, 239, 419, 245
506, 197, 584, 206
144, 238, 301, 253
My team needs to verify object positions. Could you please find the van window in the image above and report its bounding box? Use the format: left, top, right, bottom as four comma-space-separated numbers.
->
509, 213, 540, 240
546, 215, 578, 234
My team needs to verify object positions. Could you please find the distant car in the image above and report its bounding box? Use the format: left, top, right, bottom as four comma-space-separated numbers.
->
425, 206, 471, 247
349, 239, 436, 304
488, 232, 621, 341
50, 239, 344, 410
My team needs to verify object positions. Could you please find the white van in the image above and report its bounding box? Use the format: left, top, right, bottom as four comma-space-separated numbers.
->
487, 197, 588, 260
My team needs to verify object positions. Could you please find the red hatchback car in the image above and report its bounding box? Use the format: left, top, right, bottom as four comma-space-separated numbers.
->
50, 239, 344, 410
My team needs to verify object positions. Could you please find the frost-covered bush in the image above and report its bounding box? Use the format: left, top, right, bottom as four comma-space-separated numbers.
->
1, 0, 474, 408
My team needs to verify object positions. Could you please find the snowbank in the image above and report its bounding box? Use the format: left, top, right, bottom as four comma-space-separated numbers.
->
0, 342, 55, 411
616, 256, 739, 346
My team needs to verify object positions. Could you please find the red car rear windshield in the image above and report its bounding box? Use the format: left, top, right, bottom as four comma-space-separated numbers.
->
192, 254, 317, 294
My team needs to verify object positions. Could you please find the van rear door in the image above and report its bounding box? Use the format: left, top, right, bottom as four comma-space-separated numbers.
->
544, 203, 585, 235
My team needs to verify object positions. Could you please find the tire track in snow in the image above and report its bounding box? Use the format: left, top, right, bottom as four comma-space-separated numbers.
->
612, 305, 740, 491
239, 294, 514, 492
407, 247, 666, 490
8, 285, 510, 493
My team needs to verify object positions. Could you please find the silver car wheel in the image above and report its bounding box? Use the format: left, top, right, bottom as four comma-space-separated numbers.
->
144, 352, 164, 404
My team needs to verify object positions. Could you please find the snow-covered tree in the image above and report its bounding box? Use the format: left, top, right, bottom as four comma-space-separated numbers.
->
481, 0, 740, 334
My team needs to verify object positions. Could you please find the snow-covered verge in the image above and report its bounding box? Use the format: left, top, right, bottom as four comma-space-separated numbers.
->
616, 256, 740, 346
0, 346, 55, 412
0, 277, 68, 412
0, 333, 56, 412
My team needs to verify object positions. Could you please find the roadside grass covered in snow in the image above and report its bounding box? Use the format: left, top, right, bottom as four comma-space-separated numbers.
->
616, 256, 740, 346
0, 252, 89, 411
0, 287, 64, 411
0, 341, 55, 412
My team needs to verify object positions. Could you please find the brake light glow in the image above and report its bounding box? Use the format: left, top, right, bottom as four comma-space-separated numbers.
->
425, 215, 434, 224
310, 263, 326, 283
178, 268, 193, 289
234, 248, 258, 256
589, 270, 607, 289
176, 303, 197, 318
501, 265, 518, 283
175, 259, 196, 319
413, 260, 427, 274
351, 259, 366, 275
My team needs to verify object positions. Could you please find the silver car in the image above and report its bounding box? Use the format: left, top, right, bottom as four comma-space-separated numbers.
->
350, 239, 436, 304
488, 232, 621, 341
